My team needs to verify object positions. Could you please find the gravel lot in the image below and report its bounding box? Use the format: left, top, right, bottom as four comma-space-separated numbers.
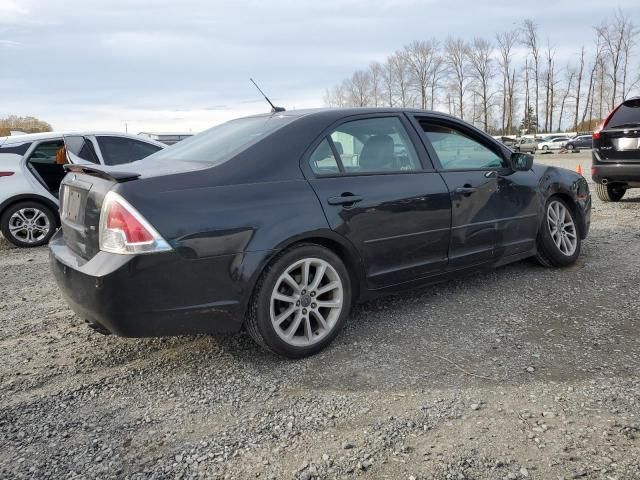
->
1, 150, 639, 480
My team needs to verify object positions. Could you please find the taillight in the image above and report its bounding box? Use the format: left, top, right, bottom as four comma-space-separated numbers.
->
99, 191, 171, 254
593, 102, 623, 139
0, 171, 15, 177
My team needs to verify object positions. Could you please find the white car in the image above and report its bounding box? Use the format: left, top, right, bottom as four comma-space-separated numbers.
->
537, 137, 570, 151
0, 132, 165, 247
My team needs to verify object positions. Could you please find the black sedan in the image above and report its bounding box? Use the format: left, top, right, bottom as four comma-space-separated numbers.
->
49, 108, 591, 358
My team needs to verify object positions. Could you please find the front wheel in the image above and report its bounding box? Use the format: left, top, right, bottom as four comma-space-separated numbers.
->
535, 197, 581, 267
595, 183, 626, 202
246, 244, 352, 358
542, 145, 549, 151
566, 144, 575, 150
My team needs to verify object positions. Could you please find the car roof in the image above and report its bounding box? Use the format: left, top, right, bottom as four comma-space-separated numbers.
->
1, 131, 165, 146
240, 107, 456, 122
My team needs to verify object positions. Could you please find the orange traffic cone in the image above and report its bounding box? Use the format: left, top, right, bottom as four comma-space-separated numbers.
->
576, 164, 583, 176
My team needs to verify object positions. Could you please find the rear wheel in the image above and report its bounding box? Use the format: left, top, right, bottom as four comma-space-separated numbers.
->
595, 183, 626, 202
535, 197, 581, 267
542, 145, 549, 151
246, 244, 352, 358
0, 201, 57, 247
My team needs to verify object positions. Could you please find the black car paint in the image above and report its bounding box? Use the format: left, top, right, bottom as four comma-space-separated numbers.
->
49, 108, 591, 337
592, 98, 640, 187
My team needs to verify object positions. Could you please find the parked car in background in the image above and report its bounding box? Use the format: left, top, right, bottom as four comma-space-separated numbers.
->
592, 96, 640, 202
49, 108, 591, 358
0, 132, 165, 247
514, 137, 543, 153
538, 137, 571, 151
564, 134, 593, 150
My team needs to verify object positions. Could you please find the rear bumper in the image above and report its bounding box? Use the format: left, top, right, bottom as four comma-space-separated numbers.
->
48, 230, 266, 337
592, 154, 640, 186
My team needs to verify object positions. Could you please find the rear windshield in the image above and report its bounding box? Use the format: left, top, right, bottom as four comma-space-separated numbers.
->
146, 115, 296, 164
608, 98, 640, 128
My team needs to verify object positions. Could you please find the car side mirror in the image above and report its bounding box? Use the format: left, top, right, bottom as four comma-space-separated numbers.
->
510, 152, 533, 172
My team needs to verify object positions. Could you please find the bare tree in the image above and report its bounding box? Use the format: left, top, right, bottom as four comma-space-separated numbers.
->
390, 52, 414, 107
468, 37, 494, 131
369, 62, 384, 107
496, 30, 518, 134
444, 37, 470, 120
348, 70, 372, 107
558, 66, 575, 131
428, 53, 446, 110
381, 57, 395, 107
522, 19, 541, 133
573, 47, 585, 130
404, 40, 438, 109
595, 10, 634, 106
543, 42, 556, 132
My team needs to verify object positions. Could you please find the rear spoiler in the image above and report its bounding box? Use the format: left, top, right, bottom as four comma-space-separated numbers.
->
64, 164, 140, 182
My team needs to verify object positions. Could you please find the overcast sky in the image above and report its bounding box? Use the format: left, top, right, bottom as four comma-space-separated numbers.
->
1, 0, 638, 133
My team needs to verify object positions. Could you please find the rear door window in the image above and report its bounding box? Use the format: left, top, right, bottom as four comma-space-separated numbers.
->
97, 136, 162, 165
325, 117, 421, 174
309, 139, 340, 175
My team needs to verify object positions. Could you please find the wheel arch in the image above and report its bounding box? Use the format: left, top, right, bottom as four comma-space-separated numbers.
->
247, 230, 367, 311
0, 194, 60, 226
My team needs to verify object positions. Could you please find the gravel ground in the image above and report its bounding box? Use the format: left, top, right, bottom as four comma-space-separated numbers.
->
1, 150, 639, 480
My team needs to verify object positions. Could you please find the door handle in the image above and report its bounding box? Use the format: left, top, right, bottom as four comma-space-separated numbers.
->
454, 186, 477, 196
327, 194, 363, 206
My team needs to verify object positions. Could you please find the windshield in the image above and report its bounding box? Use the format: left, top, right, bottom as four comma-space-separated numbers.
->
146, 114, 296, 164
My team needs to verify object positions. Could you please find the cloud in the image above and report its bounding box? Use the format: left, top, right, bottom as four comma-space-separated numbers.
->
1, 0, 638, 131
0, 0, 29, 24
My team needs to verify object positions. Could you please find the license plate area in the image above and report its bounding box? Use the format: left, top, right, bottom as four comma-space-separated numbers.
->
62, 188, 82, 222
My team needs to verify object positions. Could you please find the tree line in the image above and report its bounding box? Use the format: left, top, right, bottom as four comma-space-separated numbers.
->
324, 11, 639, 135
0, 115, 53, 137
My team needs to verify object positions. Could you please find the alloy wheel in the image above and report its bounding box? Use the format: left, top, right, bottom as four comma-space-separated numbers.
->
8, 208, 50, 244
546, 200, 577, 256
270, 257, 343, 347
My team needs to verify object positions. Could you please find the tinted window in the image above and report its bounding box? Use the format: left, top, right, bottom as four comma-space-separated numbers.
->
608, 98, 640, 128
97, 137, 162, 165
309, 139, 340, 175
146, 115, 295, 164
65, 136, 99, 164
328, 117, 421, 174
0, 142, 31, 156
422, 124, 504, 170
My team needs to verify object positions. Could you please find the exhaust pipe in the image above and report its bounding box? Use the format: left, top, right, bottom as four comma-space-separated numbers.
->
601, 178, 609, 185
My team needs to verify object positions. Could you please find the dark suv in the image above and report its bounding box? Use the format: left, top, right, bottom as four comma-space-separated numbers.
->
564, 134, 593, 150
592, 97, 640, 201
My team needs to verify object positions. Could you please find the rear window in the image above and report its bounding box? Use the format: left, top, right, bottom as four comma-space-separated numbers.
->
608, 98, 640, 128
0, 142, 31, 156
146, 115, 296, 164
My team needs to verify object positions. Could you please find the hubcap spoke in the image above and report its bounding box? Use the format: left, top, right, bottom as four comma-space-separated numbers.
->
316, 281, 340, 296
271, 257, 344, 347
309, 263, 327, 291
547, 200, 577, 257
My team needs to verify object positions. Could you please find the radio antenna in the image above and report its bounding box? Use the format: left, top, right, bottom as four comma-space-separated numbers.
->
250, 78, 285, 113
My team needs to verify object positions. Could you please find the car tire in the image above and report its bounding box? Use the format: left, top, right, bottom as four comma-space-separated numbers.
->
595, 183, 626, 202
535, 197, 581, 268
542, 145, 549, 151
566, 144, 575, 150
0, 201, 57, 248
246, 243, 352, 358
